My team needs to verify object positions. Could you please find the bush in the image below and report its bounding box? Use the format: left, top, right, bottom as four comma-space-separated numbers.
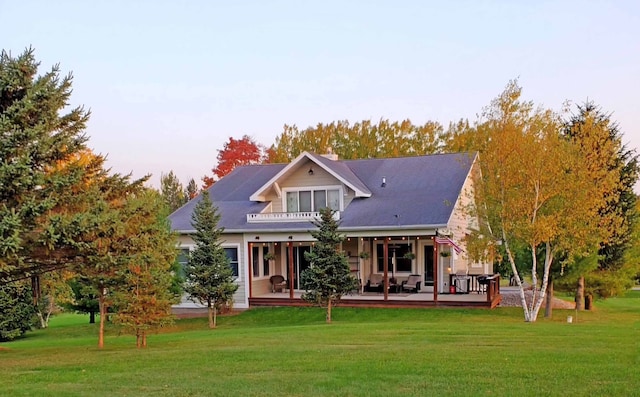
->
0, 282, 36, 341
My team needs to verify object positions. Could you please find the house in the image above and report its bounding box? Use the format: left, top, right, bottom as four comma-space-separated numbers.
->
169, 151, 500, 311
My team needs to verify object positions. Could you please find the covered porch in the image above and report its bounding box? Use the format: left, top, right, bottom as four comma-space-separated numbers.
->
246, 233, 500, 309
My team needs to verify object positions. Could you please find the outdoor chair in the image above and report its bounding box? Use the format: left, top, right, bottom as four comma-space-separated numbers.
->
364, 274, 384, 292
270, 275, 287, 293
401, 274, 422, 293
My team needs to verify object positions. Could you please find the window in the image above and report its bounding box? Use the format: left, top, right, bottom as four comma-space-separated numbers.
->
224, 247, 239, 277
375, 242, 413, 274
252, 246, 260, 277
176, 248, 190, 279
252, 246, 271, 278
262, 246, 270, 276
284, 188, 341, 212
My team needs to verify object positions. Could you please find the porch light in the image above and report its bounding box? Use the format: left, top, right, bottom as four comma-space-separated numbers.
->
255, 236, 260, 240
308, 167, 314, 175
381, 176, 386, 187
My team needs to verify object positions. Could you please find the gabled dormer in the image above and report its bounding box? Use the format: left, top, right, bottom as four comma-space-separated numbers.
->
247, 152, 371, 223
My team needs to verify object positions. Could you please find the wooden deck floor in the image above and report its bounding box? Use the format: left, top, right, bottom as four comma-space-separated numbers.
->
250, 289, 501, 309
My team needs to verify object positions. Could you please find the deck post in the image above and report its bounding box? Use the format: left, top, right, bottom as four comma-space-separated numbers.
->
383, 238, 389, 301
248, 242, 253, 299
288, 241, 294, 299
433, 236, 438, 304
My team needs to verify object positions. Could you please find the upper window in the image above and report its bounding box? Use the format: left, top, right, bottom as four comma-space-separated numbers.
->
285, 188, 341, 212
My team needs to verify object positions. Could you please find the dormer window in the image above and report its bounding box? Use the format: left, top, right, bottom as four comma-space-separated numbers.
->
285, 187, 341, 212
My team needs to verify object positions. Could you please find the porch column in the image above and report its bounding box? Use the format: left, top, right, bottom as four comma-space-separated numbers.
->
288, 241, 294, 299
248, 242, 253, 299
433, 237, 438, 304
383, 238, 389, 301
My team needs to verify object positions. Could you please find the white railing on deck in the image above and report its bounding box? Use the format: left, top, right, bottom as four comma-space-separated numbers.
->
247, 211, 340, 223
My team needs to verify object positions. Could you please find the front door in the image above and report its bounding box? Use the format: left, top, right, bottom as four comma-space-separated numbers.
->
423, 245, 434, 287
286, 246, 312, 289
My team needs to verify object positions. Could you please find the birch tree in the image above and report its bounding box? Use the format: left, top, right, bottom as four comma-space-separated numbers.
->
470, 82, 600, 322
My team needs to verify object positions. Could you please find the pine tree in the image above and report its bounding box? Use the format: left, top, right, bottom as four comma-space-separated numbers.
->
301, 208, 358, 323
184, 191, 237, 328
0, 48, 90, 282
160, 171, 187, 212
0, 281, 36, 341
113, 190, 177, 348
563, 101, 640, 307
186, 178, 198, 200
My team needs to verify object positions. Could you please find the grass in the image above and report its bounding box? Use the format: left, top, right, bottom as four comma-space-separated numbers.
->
1, 292, 639, 397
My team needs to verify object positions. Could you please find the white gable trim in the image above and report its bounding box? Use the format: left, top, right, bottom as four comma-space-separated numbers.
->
249, 151, 371, 201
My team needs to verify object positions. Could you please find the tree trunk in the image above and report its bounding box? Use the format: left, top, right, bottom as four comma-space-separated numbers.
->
585, 294, 593, 310
544, 276, 554, 318
208, 299, 215, 329
213, 306, 218, 328
575, 276, 585, 311
98, 295, 106, 349
37, 312, 46, 329
326, 299, 332, 323
142, 331, 147, 348
136, 330, 141, 349
89, 311, 95, 324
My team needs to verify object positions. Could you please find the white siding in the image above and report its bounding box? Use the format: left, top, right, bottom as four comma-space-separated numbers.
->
173, 233, 249, 309
447, 159, 491, 275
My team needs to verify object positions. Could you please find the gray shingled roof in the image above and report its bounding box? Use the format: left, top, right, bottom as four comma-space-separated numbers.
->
169, 152, 476, 233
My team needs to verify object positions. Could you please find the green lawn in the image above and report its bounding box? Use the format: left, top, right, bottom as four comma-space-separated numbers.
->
1, 292, 638, 397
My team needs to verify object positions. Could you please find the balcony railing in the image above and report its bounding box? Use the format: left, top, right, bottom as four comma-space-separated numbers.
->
247, 211, 340, 223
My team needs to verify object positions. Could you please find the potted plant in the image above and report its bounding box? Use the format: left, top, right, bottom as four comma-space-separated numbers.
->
403, 252, 415, 260
440, 251, 451, 258
264, 252, 276, 261
358, 251, 370, 259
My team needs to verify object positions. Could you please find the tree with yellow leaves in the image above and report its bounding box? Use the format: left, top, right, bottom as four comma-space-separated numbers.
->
467, 81, 601, 322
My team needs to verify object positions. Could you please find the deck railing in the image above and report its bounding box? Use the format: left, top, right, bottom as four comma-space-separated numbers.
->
247, 211, 340, 223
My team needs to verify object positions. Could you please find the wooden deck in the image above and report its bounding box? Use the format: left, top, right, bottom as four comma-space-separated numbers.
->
250, 289, 502, 309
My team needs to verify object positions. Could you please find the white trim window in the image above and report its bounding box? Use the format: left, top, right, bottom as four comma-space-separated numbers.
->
223, 245, 241, 280
252, 244, 273, 279
284, 186, 341, 212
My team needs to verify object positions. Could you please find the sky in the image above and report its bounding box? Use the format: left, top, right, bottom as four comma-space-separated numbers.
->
2, 0, 639, 191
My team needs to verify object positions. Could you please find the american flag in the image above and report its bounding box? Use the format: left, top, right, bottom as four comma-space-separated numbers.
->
434, 236, 463, 254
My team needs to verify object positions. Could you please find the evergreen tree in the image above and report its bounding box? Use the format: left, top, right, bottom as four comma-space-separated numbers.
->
65, 277, 99, 324
113, 190, 177, 348
563, 101, 640, 307
184, 191, 237, 328
0, 48, 91, 282
301, 208, 358, 323
186, 178, 198, 200
0, 282, 36, 341
160, 170, 187, 212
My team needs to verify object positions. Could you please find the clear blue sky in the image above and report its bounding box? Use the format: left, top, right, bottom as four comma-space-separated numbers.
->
2, 0, 639, 191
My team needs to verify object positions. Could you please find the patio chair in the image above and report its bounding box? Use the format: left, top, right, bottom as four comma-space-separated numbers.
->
364, 274, 384, 292
401, 274, 422, 293
269, 275, 287, 293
